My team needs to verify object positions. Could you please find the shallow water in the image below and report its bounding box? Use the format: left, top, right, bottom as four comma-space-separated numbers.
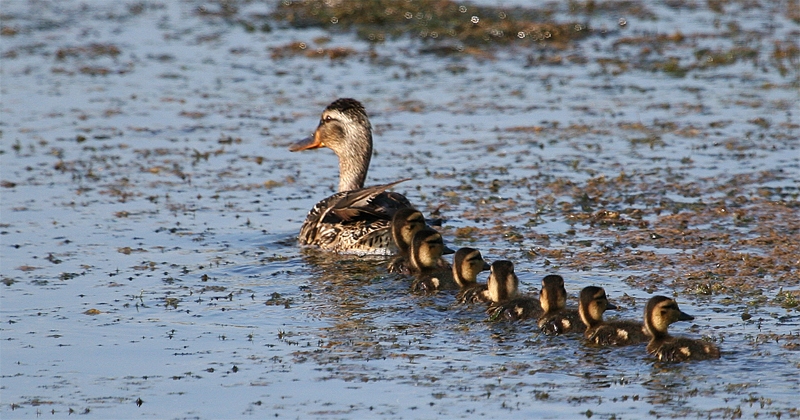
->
1, 0, 799, 418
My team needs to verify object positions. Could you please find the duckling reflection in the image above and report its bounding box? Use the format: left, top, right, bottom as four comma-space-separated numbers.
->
578, 286, 648, 346
644, 296, 720, 362
409, 228, 456, 292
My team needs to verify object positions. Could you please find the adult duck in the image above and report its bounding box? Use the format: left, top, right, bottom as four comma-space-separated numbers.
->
289, 98, 413, 254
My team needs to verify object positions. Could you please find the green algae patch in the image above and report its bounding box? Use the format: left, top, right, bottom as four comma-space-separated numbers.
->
271, 0, 589, 49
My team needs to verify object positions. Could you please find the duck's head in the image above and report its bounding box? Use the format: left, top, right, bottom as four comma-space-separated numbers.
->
391, 208, 426, 255
487, 260, 519, 303
452, 247, 490, 288
289, 98, 373, 192
409, 228, 449, 271
578, 286, 618, 328
644, 295, 694, 338
539, 275, 567, 313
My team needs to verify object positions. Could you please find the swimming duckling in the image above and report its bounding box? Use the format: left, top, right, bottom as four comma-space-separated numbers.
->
535, 276, 586, 335
644, 296, 720, 362
487, 272, 565, 322
289, 98, 414, 254
387, 208, 428, 274
409, 228, 456, 292
579, 286, 648, 346
452, 248, 493, 303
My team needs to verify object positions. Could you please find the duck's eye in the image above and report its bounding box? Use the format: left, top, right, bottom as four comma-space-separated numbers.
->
324, 115, 333, 122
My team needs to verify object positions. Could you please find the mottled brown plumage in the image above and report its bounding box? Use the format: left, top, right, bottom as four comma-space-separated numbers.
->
290, 98, 413, 254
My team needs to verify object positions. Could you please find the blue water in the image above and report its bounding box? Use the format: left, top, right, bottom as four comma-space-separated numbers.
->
1, 1, 798, 418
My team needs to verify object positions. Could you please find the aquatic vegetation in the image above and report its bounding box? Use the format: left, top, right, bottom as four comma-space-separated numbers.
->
270, 0, 590, 48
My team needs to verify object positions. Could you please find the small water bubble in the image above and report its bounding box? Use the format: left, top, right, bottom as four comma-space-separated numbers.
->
517, 31, 525, 39
459, 5, 467, 13
298, 42, 306, 50
498, 12, 506, 19
404, 12, 412, 19
574, 24, 583, 31
430, 32, 438, 39
471, 16, 479, 24
618, 17, 627, 26
282, 0, 291, 5
330, 17, 338, 24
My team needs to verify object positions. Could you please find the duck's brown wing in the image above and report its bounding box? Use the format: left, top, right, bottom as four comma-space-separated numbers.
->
328, 179, 412, 222
298, 179, 414, 254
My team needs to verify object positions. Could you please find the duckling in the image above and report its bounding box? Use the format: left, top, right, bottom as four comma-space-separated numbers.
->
452, 248, 492, 303
289, 98, 414, 254
387, 208, 428, 274
488, 274, 568, 322
644, 295, 720, 362
578, 286, 648, 346
535, 275, 587, 335
409, 228, 456, 292
484, 260, 520, 305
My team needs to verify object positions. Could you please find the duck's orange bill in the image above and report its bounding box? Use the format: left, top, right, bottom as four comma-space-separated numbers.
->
289, 133, 324, 152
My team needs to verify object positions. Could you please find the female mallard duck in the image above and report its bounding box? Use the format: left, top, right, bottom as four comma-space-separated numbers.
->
644, 295, 720, 362
387, 208, 429, 274
578, 286, 648, 346
452, 248, 493, 303
486, 271, 566, 322
409, 228, 456, 292
289, 98, 414, 254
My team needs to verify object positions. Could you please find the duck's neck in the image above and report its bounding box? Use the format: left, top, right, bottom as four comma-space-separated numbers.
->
644, 318, 669, 340
336, 126, 372, 192
453, 264, 472, 288
579, 305, 601, 329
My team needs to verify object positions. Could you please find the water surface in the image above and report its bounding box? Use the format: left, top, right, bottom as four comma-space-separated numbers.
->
1, 1, 798, 418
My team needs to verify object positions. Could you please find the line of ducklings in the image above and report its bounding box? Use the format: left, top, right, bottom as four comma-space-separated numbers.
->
387, 208, 720, 363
